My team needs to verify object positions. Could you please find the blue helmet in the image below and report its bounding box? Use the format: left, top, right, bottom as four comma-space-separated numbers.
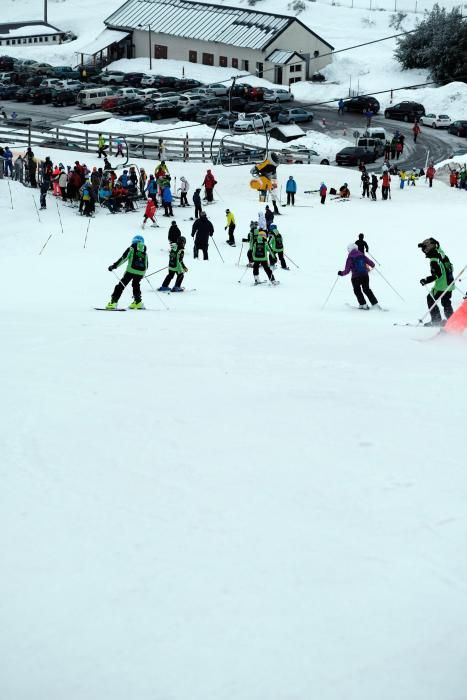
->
132, 235, 144, 245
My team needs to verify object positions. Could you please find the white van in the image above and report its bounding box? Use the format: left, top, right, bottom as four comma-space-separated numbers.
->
364, 127, 387, 142
77, 87, 115, 109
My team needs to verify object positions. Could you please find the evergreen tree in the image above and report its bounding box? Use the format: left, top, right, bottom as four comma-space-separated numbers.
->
395, 4, 467, 83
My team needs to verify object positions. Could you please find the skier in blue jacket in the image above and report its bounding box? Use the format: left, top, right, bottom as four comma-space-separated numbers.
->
285, 175, 297, 206
162, 184, 173, 216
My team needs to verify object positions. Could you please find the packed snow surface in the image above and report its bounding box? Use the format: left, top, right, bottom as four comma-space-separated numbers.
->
1, 146, 467, 700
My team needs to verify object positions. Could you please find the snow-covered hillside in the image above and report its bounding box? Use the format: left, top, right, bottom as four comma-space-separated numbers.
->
1, 148, 467, 699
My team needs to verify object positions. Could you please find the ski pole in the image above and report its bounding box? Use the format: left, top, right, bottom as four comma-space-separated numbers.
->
321, 276, 339, 310
144, 275, 169, 311
212, 236, 224, 263
38, 233, 52, 255
368, 252, 381, 266
418, 265, 467, 324
237, 241, 243, 266
285, 253, 299, 269
7, 180, 13, 209
56, 199, 64, 234
238, 265, 250, 284
145, 265, 168, 279
374, 267, 405, 302
83, 218, 91, 249
32, 194, 41, 223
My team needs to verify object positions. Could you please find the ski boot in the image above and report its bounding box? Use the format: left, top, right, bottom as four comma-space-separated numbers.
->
158, 286, 170, 292
129, 301, 145, 309
271, 279, 279, 286
105, 301, 117, 310
424, 319, 443, 327
359, 304, 370, 310
172, 286, 184, 292
254, 277, 261, 285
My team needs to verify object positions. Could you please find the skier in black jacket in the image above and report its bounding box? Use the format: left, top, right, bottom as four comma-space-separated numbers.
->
191, 211, 214, 260
192, 188, 202, 219
168, 220, 181, 245
355, 233, 369, 253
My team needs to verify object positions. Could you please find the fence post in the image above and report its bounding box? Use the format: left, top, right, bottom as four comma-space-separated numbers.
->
142, 134, 145, 158
201, 139, 205, 162
56, 126, 59, 141
85, 130, 89, 151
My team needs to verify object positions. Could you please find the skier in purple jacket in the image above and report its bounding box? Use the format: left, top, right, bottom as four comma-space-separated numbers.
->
338, 243, 380, 310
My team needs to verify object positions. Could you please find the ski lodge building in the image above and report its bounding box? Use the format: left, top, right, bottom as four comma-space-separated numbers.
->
103, 0, 334, 85
0, 22, 68, 48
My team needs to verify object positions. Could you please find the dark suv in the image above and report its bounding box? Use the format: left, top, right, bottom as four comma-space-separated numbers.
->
448, 120, 467, 137
52, 87, 79, 106
343, 95, 380, 114
384, 101, 425, 122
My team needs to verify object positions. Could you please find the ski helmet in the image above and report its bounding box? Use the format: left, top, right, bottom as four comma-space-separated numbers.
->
178, 236, 186, 247
347, 243, 357, 252
132, 235, 144, 245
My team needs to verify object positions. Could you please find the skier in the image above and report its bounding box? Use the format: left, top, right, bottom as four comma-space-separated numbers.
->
3, 146, 13, 177
354, 233, 369, 254
418, 238, 454, 326
380, 171, 391, 200
339, 183, 350, 198
39, 178, 48, 210
106, 235, 148, 310
319, 182, 327, 204
257, 210, 267, 230
225, 208, 236, 246
370, 173, 378, 200
412, 122, 421, 143
337, 98, 344, 116
264, 205, 274, 230
426, 163, 436, 188
338, 243, 380, 310
168, 220, 181, 245
142, 198, 157, 228
203, 169, 217, 202
285, 175, 297, 206
191, 211, 214, 260
252, 229, 278, 285
242, 221, 257, 266
193, 188, 202, 218
115, 137, 125, 157
159, 236, 188, 292
161, 183, 173, 216
179, 176, 189, 206
268, 224, 289, 270
58, 167, 68, 201
361, 170, 370, 198
270, 188, 281, 215
399, 169, 407, 189
97, 133, 107, 159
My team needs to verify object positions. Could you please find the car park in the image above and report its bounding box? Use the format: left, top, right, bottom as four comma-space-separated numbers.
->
336, 146, 377, 166
100, 71, 126, 85
234, 112, 272, 131
343, 95, 380, 114
263, 88, 293, 103
384, 101, 425, 122
448, 120, 467, 137
363, 127, 387, 142
419, 113, 451, 128
220, 95, 249, 112
281, 145, 330, 165
22, 75, 43, 88
205, 83, 229, 96
277, 107, 313, 124
60, 80, 84, 92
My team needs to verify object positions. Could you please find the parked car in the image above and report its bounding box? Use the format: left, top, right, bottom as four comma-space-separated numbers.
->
0, 83, 20, 99
215, 111, 239, 129
263, 88, 294, 103
336, 146, 377, 166
178, 93, 204, 106
419, 113, 451, 129
100, 71, 126, 85
257, 104, 283, 121
196, 107, 224, 124
77, 87, 116, 109
39, 78, 64, 89
176, 104, 199, 120
0, 71, 15, 83
357, 137, 385, 157
50, 66, 81, 80
145, 100, 180, 119
384, 101, 425, 122
59, 80, 84, 92
173, 78, 203, 91
14, 86, 34, 101
123, 72, 147, 87
448, 120, 467, 137
220, 96, 248, 112
311, 72, 325, 82
277, 107, 313, 124
243, 85, 265, 101
23, 75, 43, 88
28, 62, 54, 75
114, 87, 144, 98
282, 144, 330, 165
116, 96, 147, 115
234, 112, 272, 131
343, 95, 380, 114
31, 86, 54, 104
206, 83, 229, 96
140, 75, 161, 87
51, 87, 79, 106
196, 96, 222, 109
0, 55, 16, 71
101, 95, 125, 110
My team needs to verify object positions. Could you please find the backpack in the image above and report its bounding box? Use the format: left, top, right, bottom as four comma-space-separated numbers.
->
132, 243, 147, 271
353, 253, 368, 276
274, 233, 283, 251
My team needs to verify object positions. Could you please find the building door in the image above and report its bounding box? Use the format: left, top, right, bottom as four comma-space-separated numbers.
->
275, 66, 283, 84
154, 44, 168, 59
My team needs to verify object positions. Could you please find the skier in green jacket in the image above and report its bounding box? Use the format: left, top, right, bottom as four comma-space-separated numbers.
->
252, 229, 278, 285
268, 224, 289, 270
106, 235, 148, 309
419, 237, 454, 326
159, 236, 188, 292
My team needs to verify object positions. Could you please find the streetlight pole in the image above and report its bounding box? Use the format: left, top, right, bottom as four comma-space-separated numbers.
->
44, 0, 48, 23
148, 24, 152, 71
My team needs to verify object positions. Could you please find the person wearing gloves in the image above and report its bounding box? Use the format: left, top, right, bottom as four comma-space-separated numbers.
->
338, 243, 380, 310
418, 238, 454, 326
159, 236, 188, 292
106, 235, 148, 310
225, 208, 236, 246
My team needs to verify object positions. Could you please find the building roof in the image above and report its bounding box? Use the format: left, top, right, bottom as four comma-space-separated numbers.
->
79, 29, 130, 57
105, 0, 333, 51
266, 49, 304, 65
0, 21, 62, 36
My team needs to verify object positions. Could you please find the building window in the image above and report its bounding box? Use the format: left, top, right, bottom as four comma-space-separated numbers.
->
256, 62, 263, 78
39, 37, 43, 42
12, 39, 16, 45
52, 35, 57, 41
231, 57, 238, 68
154, 44, 168, 59
6, 40, 10, 45
289, 77, 301, 85
219, 56, 227, 67
242, 59, 249, 71
189, 50, 197, 63
202, 52, 214, 66
313, 50, 320, 58
290, 64, 302, 73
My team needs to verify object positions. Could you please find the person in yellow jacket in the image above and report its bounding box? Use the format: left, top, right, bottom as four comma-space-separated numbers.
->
399, 169, 406, 189
225, 208, 236, 246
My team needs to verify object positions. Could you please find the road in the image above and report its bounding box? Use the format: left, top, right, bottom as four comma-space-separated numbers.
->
0, 99, 464, 169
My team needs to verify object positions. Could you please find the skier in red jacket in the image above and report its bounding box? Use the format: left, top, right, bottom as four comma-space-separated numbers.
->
202, 169, 217, 202
142, 198, 157, 228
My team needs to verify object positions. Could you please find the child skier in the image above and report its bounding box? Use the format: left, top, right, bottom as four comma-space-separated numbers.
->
338, 243, 380, 310
268, 224, 289, 270
252, 229, 278, 285
115, 137, 124, 157
319, 182, 327, 204
106, 235, 148, 309
242, 221, 257, 266
159, 236, 188, 292
370, 174, 378, 201
418, 238, 454, 326
142, 198, 157, 228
